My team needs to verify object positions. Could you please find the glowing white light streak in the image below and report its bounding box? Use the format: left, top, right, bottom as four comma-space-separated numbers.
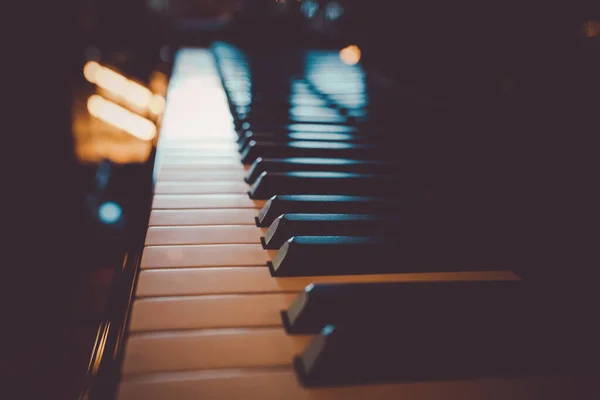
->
87, 95, 157, 141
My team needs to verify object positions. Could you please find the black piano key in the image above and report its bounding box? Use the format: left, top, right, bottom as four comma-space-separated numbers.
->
256, 195, 406, 227
287, 97, 331, 107
248, 171, 410, 200
295, 307, 600, 387
285, 124, 360, 134
245, 124, 360, 135
236, 124, 365, 145
245, 158, 403, 184
267, 236, 489, 277
240, 140, 394, 164
238, 114, 348, 127
282, 280, 524, 334
294, 324, 498, 386
236, 102, 332, 121
289, 106, 345, 119
234, 97, 329, 111
262, 213, 405, 249
238, 131, 375, 151
344, 108, 369, 119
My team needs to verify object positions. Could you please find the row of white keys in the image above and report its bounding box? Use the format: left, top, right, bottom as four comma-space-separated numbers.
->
157, 170, 247, 181
118, 49, 559, 400
120, 368, 599, 400
152, 194, 265, 210
149, 209, 258, 226
154, 181, 250, 194
145, 226, 265, 246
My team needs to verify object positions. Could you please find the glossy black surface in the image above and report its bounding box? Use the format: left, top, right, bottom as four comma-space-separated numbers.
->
262, 213, 405, 249
245, 158, 404, 184
214, 35, 600, 285
221, 33, 598, 390
238, 131, 375, 151
256, 195, 409, 227
267, 236, 500, 277
295, 313, 600, 387
248, 171, 417, 199
240, 140, 397, 165
283, 280, 527, 334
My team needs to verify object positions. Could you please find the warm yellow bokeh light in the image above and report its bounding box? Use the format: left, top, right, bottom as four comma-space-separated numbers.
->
149, 71, 169, 96
149, 94, 166, 115
583, 20, 600, 38
87, 94, 157, 141
83, 61, 101, 83
339, 45, 361, 65
84, 62, 159, 111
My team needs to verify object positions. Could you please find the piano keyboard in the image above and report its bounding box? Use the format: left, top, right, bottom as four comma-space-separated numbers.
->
116, 47, 598, 399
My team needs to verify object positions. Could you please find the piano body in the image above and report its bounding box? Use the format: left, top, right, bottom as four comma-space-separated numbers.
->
77, 1, 600, 399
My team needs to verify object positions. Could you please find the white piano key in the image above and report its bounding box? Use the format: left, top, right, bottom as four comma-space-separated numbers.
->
159, 116, 234, 131
129, 293, 295, 332
161, 140, 239, 148
160, 149, 241, 158
160, 136, 237, 143
140, 244, 272, 269
135, 267, 519, 297
161, 140, 238, 149
156, 170, 247, 181
159, 163, 249, 172
149, 209, 258, 226
145, 226, 263, 246
121, 328, 311, 374
161, 154, 241, 162
160, 118, 234, 134
160, 130, 235, 140
160, 156, 242, 166
118, 368, 600, 400
153, 181, 250, 195
160, 131, 233, 139
158, 164, 245, 173
162, 136, 238, 145
152, 194, 264, 210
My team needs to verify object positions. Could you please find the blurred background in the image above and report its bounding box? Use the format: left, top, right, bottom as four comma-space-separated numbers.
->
5, 0, 599, 398
70, 0, 375, 269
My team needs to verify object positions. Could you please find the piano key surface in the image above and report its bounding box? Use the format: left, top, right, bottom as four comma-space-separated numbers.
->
141, 244, 273, 269
157, 170, 247, 181
119, 369, 600, 400
153, 181, 250, 194
129, 293, 296, 332
135, 267, 516, 297
116, 47, 597, 400
122, 328, 311, 374
148, 209, 259, 226
145, 225, 264, 246
151, 194, 265, 209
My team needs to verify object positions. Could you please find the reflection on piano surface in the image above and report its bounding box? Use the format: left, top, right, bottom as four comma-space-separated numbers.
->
55, 1, 600, 399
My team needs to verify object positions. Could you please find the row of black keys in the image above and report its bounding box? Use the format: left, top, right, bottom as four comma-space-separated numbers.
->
214, 55, 497, 277
258, 197, 502, 277
239, 138, 426, 201
217, 61, 433, 199
213, 50, 374, 126
211, 51, 600, 387
216, 50, 568, 386
285, 280, 599, 386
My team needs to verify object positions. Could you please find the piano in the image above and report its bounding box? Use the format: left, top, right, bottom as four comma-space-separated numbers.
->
76, 1, 600, 399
